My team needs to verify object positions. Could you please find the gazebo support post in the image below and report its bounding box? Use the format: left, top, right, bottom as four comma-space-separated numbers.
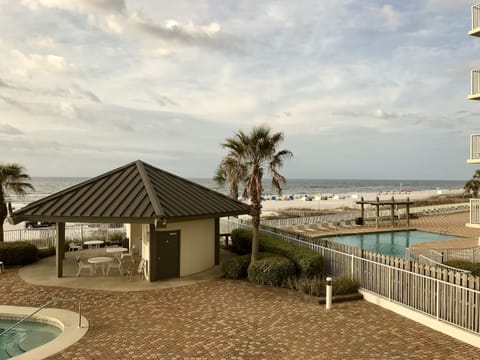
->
406, 197, 410, 226
214, 217, 220, 265
391, 196, 395, 228
360, 197, 365, 223
56, 222, 65, 278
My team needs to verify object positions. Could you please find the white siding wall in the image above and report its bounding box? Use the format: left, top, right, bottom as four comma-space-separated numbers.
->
142, 224, 151, 280
164, 218, 215, 276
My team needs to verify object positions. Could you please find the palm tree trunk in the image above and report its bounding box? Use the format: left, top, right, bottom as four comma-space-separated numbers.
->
250, 201, 260, 263
0, 190, 6, 242
250, 165, 262, 263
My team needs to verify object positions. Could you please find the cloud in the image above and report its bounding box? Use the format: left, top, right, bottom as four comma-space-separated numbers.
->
0, 123, 23, 135
30, 36, 56, 49
0, 95, 31, 112
71, 84, 102, 103
11, 49, 78, 77
21, 0, 241, 53
152, 94, 177, 107
140, 48, 173, 58
380, 5, 403, 31
128, 14, 241, 53
0, 77, 12, 88
21, 0, 126, 14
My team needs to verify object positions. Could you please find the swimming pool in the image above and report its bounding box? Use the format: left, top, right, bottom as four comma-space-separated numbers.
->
323, 230, 461, 258
0, 319, 61, 359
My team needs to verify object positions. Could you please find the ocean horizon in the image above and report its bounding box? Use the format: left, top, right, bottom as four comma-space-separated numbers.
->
7, 177, 466, 207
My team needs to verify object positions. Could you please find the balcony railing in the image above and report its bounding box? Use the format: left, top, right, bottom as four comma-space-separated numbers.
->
468, 198, 480, 227
468, 134, 480, 163
469, 4, 480, 36
469, 68, 480, 99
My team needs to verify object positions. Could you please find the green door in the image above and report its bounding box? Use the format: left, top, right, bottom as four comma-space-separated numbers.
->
154, 231, 180, 279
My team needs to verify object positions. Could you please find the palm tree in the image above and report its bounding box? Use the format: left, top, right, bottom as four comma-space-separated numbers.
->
0, 164, 34, 242
214, 155, 248, 200
464, 175, 480, 198
221, 125, 292, 262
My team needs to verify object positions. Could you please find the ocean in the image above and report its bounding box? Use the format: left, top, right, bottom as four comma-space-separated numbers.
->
7, 177, 465, 207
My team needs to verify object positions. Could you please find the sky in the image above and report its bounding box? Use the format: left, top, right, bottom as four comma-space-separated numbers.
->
0, 0, 479, 180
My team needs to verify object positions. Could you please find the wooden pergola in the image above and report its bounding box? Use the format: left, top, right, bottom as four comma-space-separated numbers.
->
355, 196, 414, 228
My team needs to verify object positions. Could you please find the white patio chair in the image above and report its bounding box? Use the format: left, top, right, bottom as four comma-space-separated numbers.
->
127, 258, 145, 280
121, 245, 136, 263
69, 242, 83, 252
75, 255, 93, 277
106, 257, 124, 276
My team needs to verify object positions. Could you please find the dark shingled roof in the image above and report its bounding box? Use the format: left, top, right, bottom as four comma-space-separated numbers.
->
10, 160, 251, 224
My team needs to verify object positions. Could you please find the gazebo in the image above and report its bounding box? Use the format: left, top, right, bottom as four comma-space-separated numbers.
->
355, 196, 414, 228
8, 160, 251, 281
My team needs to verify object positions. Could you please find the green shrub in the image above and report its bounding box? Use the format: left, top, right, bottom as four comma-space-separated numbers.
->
259, 234, 323, 278
0, 241, 38, 266
444, 260, 480, 276
222, 254, 251, 279
247, 256, 296, 286
231, 228, 252, 255
287, 276, 359, 296
332, 277, 359, 295
222, 252, 275, 279
38, 247, 55, 259
229, 229, 324, 278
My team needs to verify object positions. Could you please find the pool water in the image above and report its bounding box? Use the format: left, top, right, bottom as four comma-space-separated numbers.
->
0, 319, 61, 359
324, 230, 460, 258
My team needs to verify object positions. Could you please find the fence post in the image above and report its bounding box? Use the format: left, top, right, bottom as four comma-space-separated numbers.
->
351, 254, 354, 279
388, 267, 392, 301
436, 279, 439, 321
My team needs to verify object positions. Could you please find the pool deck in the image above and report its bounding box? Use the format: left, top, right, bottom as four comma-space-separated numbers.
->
1, 211, 479, 358
310, 211, 479, 249
0, 269, 479, 359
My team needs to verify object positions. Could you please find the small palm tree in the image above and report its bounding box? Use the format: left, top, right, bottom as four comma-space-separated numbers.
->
220, 125, 292, 262
0, 164, 34, 242
214, 155, 248, 200
464, 178, 480, 198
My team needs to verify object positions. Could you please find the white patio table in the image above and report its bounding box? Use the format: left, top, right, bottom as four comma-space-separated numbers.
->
105, 247, 128, 260
84, 240, 104, 249
87, 256, 113, 276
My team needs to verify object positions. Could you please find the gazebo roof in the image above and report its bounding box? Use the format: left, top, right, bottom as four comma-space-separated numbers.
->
10, 160, 251, 224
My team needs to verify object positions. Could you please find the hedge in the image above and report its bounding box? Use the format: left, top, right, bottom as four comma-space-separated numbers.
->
444, 260, 480, 276
230, 229, 324, 278
231, 228, 252, 255
260, 234, 323, 278
247, 256, 296, 286
0, 241, 38, 266
37, 247, 56, 259
222, 252, 275, 279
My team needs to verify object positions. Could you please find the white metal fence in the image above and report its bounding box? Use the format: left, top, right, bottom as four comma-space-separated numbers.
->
3, 224, 126, 249
407, 246, 480, 265
260, 203, 469, 228
221, 218, 480, 334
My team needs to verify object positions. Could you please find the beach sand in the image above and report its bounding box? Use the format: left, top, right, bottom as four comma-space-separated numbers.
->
260, 189, 463, 214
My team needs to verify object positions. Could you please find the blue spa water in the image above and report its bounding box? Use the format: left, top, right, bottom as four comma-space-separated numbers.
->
0, 319, 61, 359
324, 230, 461, 258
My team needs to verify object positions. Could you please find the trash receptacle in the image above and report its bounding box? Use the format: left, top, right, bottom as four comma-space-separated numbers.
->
355, 217, 364, 225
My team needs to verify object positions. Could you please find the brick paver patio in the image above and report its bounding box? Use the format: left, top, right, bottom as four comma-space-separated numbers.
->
0, 268, 478, 359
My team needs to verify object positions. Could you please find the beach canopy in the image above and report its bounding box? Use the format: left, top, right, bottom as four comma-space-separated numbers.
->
9, 160, 251, 225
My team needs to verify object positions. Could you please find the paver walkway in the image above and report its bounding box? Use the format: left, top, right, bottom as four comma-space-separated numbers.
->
0, 270, 478, 359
